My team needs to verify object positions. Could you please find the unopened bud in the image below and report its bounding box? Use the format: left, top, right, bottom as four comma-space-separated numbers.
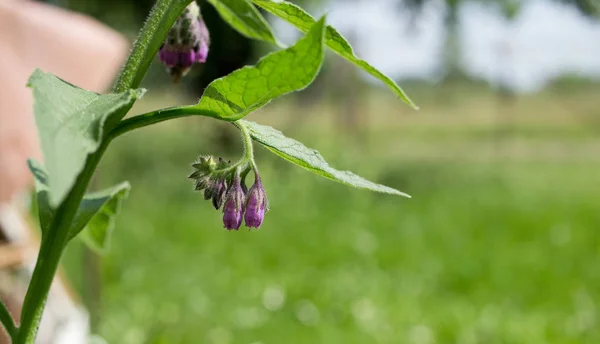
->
223, 174, 244, 230
244, 176, 267, 228
211, 177, 227, 210
204, 187, 213, 200
194, 176, 211, 190
159, 1, 210, 82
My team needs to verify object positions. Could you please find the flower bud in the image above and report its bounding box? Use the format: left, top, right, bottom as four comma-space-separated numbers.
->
194, 175, 211, 191
244, 176, 267, 228
159, 1, 210, 82
211, 177, 227, 210
222, 175, 245, 230
204, 187, 213, 200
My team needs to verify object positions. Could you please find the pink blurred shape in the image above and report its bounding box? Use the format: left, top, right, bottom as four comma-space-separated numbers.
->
0, 0, 129, 203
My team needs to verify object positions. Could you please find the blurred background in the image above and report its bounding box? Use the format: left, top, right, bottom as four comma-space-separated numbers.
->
9, 0, 600, 343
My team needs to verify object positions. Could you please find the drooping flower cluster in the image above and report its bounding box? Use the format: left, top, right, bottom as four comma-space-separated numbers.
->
189, 156, 268, 230
159, 1, 210, 82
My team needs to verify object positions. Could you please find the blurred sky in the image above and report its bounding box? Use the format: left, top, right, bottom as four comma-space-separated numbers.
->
272, 0, 600, 92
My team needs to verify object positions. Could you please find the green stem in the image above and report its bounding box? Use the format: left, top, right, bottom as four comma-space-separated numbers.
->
0, 299, 16, 341
235, 121, 258, 170
18, 0, 193, 342
108, 106, 221, 140
113, 0, 193, 93
17, 141, 110, 344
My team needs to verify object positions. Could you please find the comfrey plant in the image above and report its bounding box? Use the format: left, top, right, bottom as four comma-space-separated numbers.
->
0, 0, 417, 342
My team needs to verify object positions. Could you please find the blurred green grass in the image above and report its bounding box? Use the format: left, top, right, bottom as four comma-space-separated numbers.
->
63, 83, 600, 344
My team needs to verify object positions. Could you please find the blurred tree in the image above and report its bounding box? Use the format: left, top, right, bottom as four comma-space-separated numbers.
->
490, 0, 520, 99
401, 0, 599, 84
402, 0, 463, 81
560, 0, 600, 16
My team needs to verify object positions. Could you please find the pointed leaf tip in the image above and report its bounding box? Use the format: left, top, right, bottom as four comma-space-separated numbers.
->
239, 120, 410, 197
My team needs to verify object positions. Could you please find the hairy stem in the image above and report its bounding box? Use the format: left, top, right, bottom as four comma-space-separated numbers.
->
17, 141, 109, 344
114, 0, 193, 93
0, 299, 16, 341
109, 103, 259, 141
235, 121, 258, 170
108, 106, 219, 139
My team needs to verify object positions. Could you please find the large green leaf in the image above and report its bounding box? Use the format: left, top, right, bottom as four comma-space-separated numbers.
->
251, 0, 417, 109
189, 16, 326, 120
73, 183, 131, 254
207, 0, 280, 45
239, 120, 410, 197
28, 70, 143, 206
28, 160, 130, 251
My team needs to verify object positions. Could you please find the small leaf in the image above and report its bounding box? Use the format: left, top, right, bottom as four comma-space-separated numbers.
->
189, 16, 326, 120
207, 0, 280, 45
28, 70, 144, 206
239, 120, 410, 197
251, 0, 417, 109
28, 159, 53, 234
72, 182, 131, 254
28, 160, 130, 250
